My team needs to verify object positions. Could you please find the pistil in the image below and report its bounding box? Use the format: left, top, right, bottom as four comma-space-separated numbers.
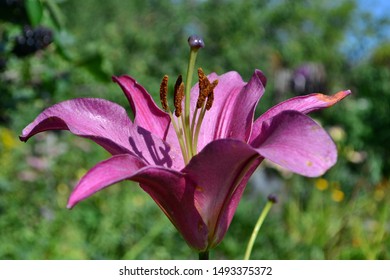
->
158, 35, 218, 165
181, 35, 205, 158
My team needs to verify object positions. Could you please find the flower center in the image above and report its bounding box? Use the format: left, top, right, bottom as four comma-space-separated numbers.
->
159, 35, 218, 164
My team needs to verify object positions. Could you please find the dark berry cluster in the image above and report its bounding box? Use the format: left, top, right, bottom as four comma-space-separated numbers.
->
12, 26, 53, 57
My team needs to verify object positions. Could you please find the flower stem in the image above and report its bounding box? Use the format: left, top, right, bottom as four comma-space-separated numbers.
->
244, 196, 276, 260
199, 250, 209, 260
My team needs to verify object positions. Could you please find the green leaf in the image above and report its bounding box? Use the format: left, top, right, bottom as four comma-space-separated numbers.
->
44, 0, 66, 30
26, 0, 44, 26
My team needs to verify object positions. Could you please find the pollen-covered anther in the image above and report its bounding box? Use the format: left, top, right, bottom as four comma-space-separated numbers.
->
206, 80, 218, 110
159, 75, 169, 111
174, 74, 183, 96
174, 75, 184, 117
206, 93, 214, 110
196, 68, 219, 110
196, 68, 209, 108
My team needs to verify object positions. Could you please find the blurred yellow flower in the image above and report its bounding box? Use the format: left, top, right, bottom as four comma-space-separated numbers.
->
315, 178, 329, 191
328, 126, 346, 142
331, 189, 344, 202
57, 182, 69, 196
1, 127, 18, 150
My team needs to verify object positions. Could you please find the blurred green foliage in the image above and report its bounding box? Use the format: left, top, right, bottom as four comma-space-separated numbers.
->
1, 0, 389, 259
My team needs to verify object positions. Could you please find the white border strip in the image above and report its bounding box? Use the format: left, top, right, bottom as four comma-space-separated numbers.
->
0, 260, 387, 280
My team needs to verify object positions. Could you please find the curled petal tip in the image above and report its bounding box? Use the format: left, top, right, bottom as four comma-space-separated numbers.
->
19, 127, 32, 142
316, 89, 351, 106
66, 199, 76, 209
254, 69, 267, 87
339, 89, 352, 97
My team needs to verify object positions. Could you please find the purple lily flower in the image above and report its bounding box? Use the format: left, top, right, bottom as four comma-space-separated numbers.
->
20, 69, 350, 252
19, 36, 350, 254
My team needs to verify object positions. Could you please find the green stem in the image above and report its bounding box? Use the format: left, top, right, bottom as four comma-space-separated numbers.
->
190, 107, 199, 141
169, 111, 189, 164
199, 250, 209, 260
244, 200, 274, 260
184, 49, 199, 124
183, 49, 199, 157
192, 104, 207, 153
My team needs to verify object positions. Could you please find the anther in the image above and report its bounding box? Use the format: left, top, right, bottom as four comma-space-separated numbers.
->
159, 75, 169, 111
174, 75, 184, 117
196, 68, 218, 110
206, 80, 218, 110
174, 74, 183, 97
196, 68, 208, 108
188, 35, 205, 50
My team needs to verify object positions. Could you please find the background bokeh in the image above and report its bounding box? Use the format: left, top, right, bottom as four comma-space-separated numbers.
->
1, 0, 389, 259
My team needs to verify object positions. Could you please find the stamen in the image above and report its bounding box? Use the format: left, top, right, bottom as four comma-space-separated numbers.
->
159, 75, 169, 111
159, 35, 212, 163
191, 69, 219, 153
206, 80, 218, 110
196, 68, 218, 110
196, 68, 209, 108
174, 74, 183, 97
174, 75, 184, 117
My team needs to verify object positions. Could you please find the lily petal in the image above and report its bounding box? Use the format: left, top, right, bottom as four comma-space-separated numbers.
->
193, 70, 267, 151
250, 90, 351, 142
191, 70, 267, 150
138, 172, 208, 251
113, 75, 170, 139
68, 154, 208, 251
251, 110, 337, 177
183, 139, 261, 248
212, 156, 262, 246
20, 98, 174, 167
67, 154, 147, 208
20, 98, 135, 155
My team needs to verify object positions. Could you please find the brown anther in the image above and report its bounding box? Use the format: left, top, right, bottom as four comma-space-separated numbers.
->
159, 75, 169, 111
174, 74, 183, 97
174, 75, 184, 117
196, 68, 218, 110
196, 68, 209, 108
206, 80, 218, 110
205, 92, 214, 110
